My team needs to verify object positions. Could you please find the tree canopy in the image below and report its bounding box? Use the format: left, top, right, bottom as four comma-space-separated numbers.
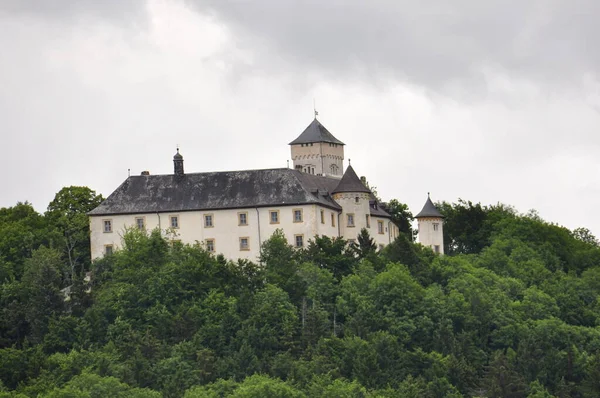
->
1, 191, 600, 397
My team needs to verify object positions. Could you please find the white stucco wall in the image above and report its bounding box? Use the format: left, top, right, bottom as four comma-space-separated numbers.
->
370, 216, 396, 248
90, 202, 397, 261
332, 192, 371, 242
90, 204, 347, 262
417, 217, 444, 254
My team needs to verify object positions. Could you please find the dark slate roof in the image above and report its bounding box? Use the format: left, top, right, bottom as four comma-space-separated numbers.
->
173, 149, 183, 160
332, 165, 371, 194
369, 201, 390, 218
415, 195, 444, 218
288, 118, 345, 145
88, 168, 345, 216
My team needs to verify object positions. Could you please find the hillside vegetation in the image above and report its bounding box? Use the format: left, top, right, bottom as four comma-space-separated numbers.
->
1, 189, 600, 397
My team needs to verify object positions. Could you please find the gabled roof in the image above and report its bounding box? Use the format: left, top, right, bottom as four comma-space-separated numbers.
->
332, 165, 371, 194
415, 195, 444, 218
88, 168, 343, 216
289, 118, 345, 145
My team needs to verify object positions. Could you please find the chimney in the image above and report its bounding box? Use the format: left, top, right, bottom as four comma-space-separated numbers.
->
141, 171, 150, 176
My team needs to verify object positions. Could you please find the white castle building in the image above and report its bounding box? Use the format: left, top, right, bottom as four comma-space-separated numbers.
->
88, 118, 444, 260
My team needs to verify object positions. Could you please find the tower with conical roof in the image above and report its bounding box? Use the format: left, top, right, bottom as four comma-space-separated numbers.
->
289, 118, 344, 178
173, 148, 184, 176
415, 194, 444, 254
332, 165, 373, 241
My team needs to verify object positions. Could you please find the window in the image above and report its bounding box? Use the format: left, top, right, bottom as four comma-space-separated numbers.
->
295, 234, 304, 248
204, 214, 213, 228
238, 212, 248, 226
331, 213, 336, 227
205, 239, 215, 253
105, 245, 113, 255
433, 223, 439, 231
378, 220, 384, 234
135, 217, 145, 230
170, 215, 179, 228
239, 237, 250, 251
270, 210, 279, 224
434, 245, 440, 254
355, 196, 359, 203
103, 219, 112, 233
347, 214, 355, 227
293, 209, 303, 223
366, 215, 371, 228
320, 209, 325, 224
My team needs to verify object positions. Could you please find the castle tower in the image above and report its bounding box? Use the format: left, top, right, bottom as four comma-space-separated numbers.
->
289, 118, 344, 178
332, 165, 372, 241
415, 194, 444, 254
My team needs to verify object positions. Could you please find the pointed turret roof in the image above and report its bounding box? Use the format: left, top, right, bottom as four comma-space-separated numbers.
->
173, 148, 183, 160
332, 165, 371, 194
415, 194, 444, 218
289, 118, 345, 145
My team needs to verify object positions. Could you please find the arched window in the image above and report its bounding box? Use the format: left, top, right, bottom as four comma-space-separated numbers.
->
330, 164, 339, 175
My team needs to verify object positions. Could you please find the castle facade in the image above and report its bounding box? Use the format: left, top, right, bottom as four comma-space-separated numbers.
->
89, 118, 443, 260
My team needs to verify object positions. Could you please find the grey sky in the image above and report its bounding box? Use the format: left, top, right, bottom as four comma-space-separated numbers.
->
1, 0, 599, 236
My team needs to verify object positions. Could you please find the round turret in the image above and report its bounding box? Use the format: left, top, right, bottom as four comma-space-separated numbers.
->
331, 165, 372, 241
416, 193, 444, 254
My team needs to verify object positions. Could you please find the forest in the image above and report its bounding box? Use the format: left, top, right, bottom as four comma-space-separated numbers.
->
1, 186, 600, 397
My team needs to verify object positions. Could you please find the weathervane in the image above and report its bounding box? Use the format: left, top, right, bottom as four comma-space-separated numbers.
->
313, 98, 318, 119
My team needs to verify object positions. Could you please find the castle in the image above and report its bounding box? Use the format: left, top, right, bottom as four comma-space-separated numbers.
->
88, 117, 444, 260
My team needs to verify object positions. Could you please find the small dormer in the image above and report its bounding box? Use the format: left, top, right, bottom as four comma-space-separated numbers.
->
289, 118, 345, 178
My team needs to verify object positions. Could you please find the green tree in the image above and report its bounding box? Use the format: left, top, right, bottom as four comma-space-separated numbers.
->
43, 371, 161, 397
185, 374, 304, 398
479, 350, 527, 398
21, 247, 65, 343
384, 199, 414, 237
242, 284, 298, 363
303, 236, 357, 281
259, 230, 303, 303
572, 227, 598, 247
0, 202, 54, 279
46, 186, 103, 281
354, 228, 376, 260
306, 375, 369, 397
437, 200, 515, 255
527, 380, 555, 397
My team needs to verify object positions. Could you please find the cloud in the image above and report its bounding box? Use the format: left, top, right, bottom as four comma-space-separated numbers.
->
0, 0, 599, 237
188, 0, 600, 94
0, 0, 144, 23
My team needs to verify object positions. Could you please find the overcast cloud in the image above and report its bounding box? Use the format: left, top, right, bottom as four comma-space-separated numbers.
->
1, 0, 599, 236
